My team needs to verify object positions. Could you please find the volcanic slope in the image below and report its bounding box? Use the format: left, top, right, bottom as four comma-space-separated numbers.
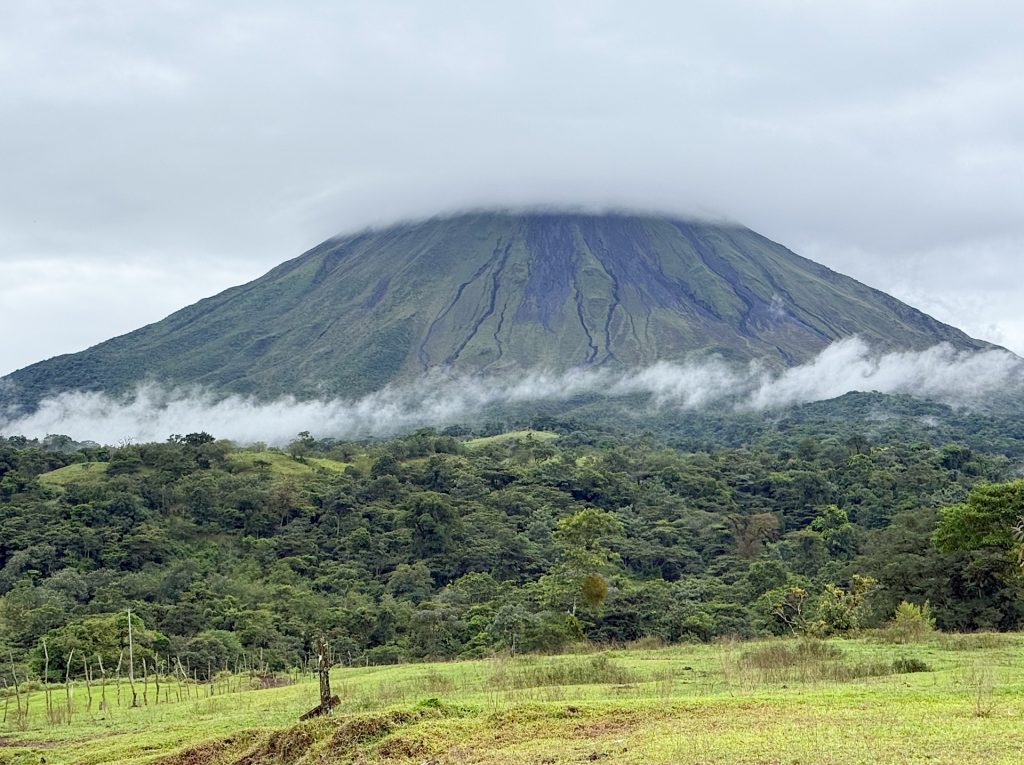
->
1, 211, 993, 409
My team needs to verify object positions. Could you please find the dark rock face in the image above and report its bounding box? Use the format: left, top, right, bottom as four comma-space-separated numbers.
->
0, 211, 993, 410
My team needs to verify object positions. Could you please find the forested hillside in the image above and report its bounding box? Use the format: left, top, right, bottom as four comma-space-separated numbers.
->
1, 422, 1022, 683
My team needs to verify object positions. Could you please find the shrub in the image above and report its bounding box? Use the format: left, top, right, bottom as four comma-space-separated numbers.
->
817, 575, 877, 633
733, 638, 920, 684
937, 632, 1009, 651
177, 629, 244, 679
489, 653, 637, 689
878, 601, 936, 644
891, 656, 931, 673
627, 635, 667, 651
741, 638, 842, 669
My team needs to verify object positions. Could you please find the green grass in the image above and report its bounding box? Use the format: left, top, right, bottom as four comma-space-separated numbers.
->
464, 430, 559, 449
39, 452, 352, 491
227, 451, 350, 477
2, 634, 1023, 764
36, 461, 109, 487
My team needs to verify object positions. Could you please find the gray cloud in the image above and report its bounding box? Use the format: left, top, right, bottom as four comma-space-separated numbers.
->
3, 338, 1020, 445
1, 1, 1023, 374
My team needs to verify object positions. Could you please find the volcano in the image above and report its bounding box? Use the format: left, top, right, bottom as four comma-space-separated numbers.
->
0, 210, 993, 412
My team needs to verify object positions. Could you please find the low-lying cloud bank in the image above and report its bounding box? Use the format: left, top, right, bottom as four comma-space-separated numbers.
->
2, 338, 1021, 445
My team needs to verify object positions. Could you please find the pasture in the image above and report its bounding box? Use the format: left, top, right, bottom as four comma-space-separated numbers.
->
2, 633, 1023, 764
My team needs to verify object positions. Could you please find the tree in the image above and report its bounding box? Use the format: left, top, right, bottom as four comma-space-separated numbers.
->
761, 584, 815, 635
387, 562, 434, 603
287, 432, 316, 462
31, 612, 168, 680
817, 575, 877, 632
542, 508, 623, 615
177, 630, 242, 680
935, 480, 1024, 567
403, 492, 459, 559
181, 432, 216, 447
728, 512, 780, 559
811, 505, 858, 559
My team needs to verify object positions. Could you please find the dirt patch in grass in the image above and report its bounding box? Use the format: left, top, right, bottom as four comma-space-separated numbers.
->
570, 718, 639, 737
376, 733, 428, 760
257, 674, 295, 690
0, 735, 65, 749
329, 710, 417, 750
327, 701, 463, 754
155, 735, 243, 765
0, 732, 123, 751
234, 727, 315, 765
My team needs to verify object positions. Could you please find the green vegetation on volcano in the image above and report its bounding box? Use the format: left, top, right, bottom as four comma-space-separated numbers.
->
0, 211, 994, 413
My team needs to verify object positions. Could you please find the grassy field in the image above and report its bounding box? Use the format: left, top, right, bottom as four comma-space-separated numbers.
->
226, 450, 352, 477
36, 461, 110, 488
2, 634, 1023, 764
37, 450, 355, 491
464, 430, 560, 449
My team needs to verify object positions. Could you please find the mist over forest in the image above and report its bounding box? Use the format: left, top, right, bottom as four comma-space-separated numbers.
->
3, 338, 1020, 446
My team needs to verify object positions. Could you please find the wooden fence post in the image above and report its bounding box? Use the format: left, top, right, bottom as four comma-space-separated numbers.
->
64, 649, 75, 724
127, 609, 138, 707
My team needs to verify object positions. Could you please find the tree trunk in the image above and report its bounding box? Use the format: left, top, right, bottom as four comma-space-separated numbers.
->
127, 609, 138, 707
83, 657, 93, 714
8, 651, 21, 718
299, 635, 339, 720
97, 654, 108, 711
114, 649, 123, 707
64, 649, 75, 724
42, 639, 52, 719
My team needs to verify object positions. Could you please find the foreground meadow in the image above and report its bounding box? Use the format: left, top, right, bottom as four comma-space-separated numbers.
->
1, 634, 1023, 764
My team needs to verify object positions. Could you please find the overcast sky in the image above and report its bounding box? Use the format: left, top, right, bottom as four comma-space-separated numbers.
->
1, 0, 1022, 377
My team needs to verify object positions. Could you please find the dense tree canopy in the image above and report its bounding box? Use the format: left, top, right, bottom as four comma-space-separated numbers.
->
0, 418, 1021, 682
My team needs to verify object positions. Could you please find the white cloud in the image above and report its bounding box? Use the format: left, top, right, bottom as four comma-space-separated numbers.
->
3, 339, 1020, 445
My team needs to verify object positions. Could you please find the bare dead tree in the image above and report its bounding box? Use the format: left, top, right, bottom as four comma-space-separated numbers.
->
127, 609, 138, 707
144, 654, 151, 705
7, 651, 22, 720
64, 648, 75, 724
42, 639, 53, 719
97, 654, 108, 711
177, 656, 192, 701
299, 635, 339, 720
176, 656, 188, 701
23, 677, 32, 727
82, 656, 93, 714
114, 649, 124, 707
